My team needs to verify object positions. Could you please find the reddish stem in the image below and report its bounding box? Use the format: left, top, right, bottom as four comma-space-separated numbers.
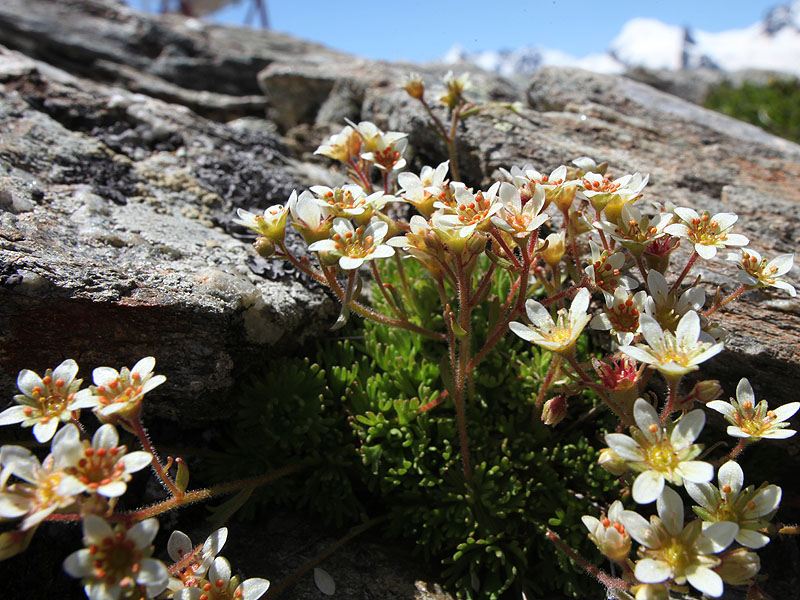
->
669, 250, 698, 295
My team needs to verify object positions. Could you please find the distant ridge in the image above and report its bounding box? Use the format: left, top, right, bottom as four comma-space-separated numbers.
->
441, 0, 800, 76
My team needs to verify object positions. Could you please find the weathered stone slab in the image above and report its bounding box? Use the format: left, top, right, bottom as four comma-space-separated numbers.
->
0, 46, 335, 421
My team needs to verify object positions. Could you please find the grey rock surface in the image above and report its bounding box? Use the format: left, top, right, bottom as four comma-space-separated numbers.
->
0, 43, 336, 421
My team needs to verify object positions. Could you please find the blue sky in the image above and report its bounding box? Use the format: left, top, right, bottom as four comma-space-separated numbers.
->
127, 0, 783, 62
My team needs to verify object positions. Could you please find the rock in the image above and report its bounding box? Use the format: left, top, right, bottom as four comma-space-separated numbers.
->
625, 66, 800, 106
0, 44, 335, 422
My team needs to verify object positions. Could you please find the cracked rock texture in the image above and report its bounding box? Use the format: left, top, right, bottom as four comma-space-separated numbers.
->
0, 1, 799, 599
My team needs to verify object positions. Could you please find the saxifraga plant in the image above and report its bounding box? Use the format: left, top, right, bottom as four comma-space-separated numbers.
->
210, 256, 619, 599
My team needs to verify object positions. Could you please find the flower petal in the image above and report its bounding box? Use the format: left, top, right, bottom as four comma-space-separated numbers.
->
203, 528, 228, 560
686, 565, 724, 597
697, 521, 738, 554
736, 378, 755, 405
93, 424, 119, 450
619, 345, 657, 365
32, 418, 59, 444
53, 359, 79, 386
524, 300, 553, 330
695, 243, 718, 260
772, 402, 800, 423
136, 557, 168, 588
678, 461, 714, 484
168, 530, 192, 562
92, 367, 120, 387
735, 528, 770, 549
684, 481, 717, 510
210, 556, 232, 585
632, 470, 665, 504
605, 433, 645, 461
670, 409, 705, 450
128, 518, 159, 548
0, 406, 29, 426
338, 256, 364, 270
97, 481, 127, 498
634, 558, 671, 583
121, 451, 152, 474
747, 484, 781, 518
63, 548, 93, 578
620, 510, 657, 548
17, 370, 44, 398
131, 357, 156, 378
633, 399, 660, 442
240, 578, 271, 600
508, 322, 535, 342
707, 401, 735, 420
717, 461, 744, 496
84, 514, 113, 542
570, 288, 590, 316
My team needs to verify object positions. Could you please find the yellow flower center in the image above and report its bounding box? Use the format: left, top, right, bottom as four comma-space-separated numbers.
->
40, 394, 67, 418
647, 443, 676, 472
35, 472, 67, 508
661, 539, 689, 575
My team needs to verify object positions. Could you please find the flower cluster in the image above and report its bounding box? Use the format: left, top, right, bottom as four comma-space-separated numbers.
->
235, 86, 795, 598
3, 68, 795, 600
0, 356, 273, 600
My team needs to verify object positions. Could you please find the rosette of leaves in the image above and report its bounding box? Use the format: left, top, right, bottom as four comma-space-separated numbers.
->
206, 356, 366, 525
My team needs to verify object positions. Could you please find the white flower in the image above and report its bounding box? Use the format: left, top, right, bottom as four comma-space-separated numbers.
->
581, 171, 649, 214
596, 203, 672, 257
590, 287, 647, 346
397, 160, 449, 218
707, 377, 799, 440
167, 528, 228, 591
581, 500, 631, 562
348, 120, 407, 172
509, 287, 591, 355
174, 556, 269, 600
0, 427, 86, 530
584, 240, 637, 302
620, 487, 738, 598
727, 249, 795, 297
642, 270, 705, 334
81, 357, 166, 421
57, 424, 151, 498
686, 460, 781, 549
288, 189, 334, 244
234, 203, 288, 242
0, 359, 95, 443
605, 398, 713, 504
309, 184, 389, 221
490, 181, 548, 238
313, 124, 361, 162
308, 218, 394, 270
619, 311, 723, 379
664, 207, 748, 260
63, 515, 168, 600
434, 183, 503, 239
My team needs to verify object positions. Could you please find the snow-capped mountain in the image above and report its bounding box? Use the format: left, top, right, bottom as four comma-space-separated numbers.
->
442, 0, 800, 76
